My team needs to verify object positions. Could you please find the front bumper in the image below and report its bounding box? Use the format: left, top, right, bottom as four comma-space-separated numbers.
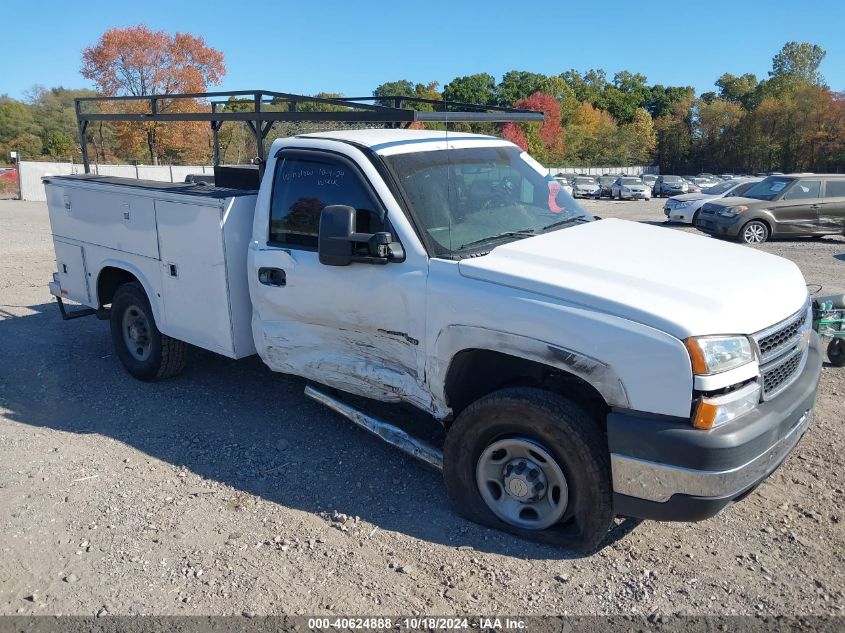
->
609, 332, 822, 521
694, 213, 744, 236
666, 207, 695, 223
621, 190, 650, 199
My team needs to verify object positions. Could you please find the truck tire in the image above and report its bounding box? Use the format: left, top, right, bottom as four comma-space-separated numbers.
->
110, 282, 187, 381
443, 387, 613, 552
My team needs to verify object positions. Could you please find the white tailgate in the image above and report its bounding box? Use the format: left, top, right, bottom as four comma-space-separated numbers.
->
53, 240, 90, 304
156, 200, 235, 356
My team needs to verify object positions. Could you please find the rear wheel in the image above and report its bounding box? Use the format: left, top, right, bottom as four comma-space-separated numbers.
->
443, 387, 613, 552
110, 282, 187, 381
828, 339, 845, 367
740, 220, 769, 244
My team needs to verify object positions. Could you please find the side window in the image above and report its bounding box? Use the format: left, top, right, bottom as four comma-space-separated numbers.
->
783, 180, 821, 201
733, 182, 755, 196
824, 179, 845, 198
269, 155, 383, 248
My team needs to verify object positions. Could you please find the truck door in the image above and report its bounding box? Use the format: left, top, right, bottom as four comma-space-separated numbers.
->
250, 149, 430, 409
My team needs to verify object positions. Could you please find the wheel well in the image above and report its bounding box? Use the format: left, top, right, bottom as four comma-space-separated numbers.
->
443, 349, 609, 424
96, 267, 138, 307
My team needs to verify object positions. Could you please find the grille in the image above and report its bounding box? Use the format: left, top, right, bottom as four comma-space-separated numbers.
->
753, 303, 808, 364
762, 347, 804, 398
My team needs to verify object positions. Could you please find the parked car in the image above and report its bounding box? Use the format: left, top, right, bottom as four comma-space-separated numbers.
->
684, 178, 703, 194
664, 178, 762, 223
694, 174, 845, 243
553, 174, 574, 197
640, 174, 658, 188
571, 176, 600, 198
0, 167, 17, 183
611, 176, 651, 200
595, 175, 616, 198
653, 175, 689, 197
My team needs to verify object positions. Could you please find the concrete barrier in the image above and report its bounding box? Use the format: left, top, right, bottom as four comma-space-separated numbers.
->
19, 161, 213, 201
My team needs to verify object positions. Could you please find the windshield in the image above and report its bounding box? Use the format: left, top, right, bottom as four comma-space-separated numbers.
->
742, 176, 794, 201
385, 145, 592, 256
573, 177, 596, 184
663, 176, 682, 183
703, 180, 738, 195
621, 178, 641, 185
598, 176, 615, 184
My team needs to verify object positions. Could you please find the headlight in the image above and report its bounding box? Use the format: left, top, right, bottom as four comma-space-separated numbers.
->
677, 200, 693, 208
623, 187, 631, 192
685, 335, 755, 375
718, 205, 747, 217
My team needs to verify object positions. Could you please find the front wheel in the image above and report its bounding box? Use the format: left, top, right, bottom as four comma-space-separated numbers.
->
443, 387, 613, 552
740, 220, 769, 244
828, 339, 845, 367
110, 282, 187, 381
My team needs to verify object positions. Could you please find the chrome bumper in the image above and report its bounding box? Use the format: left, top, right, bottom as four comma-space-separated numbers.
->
611, 408, 812, 503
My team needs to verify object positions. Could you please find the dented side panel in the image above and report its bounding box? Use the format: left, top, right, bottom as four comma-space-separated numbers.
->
248, 140, 434, 411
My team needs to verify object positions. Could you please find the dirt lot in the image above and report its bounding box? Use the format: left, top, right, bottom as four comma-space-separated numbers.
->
0, 198, 843, 617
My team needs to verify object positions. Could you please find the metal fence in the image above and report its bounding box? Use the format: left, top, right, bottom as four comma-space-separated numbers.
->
18, 161, 213, 202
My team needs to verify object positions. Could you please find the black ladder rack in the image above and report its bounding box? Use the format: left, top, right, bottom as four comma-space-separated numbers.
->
73, 89, 544, 176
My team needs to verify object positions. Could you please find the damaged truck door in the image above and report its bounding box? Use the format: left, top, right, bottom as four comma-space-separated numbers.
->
248, 148, 431, 410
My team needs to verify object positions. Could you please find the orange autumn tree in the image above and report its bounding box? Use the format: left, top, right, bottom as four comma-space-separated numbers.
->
501, 92, 564, 165
81, 25, 225, 164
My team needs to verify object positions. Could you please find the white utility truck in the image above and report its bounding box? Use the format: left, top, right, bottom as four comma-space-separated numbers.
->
44, 91, 822, 550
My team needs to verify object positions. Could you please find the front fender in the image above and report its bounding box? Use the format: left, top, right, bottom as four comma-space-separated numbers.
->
429, 325, 630, 415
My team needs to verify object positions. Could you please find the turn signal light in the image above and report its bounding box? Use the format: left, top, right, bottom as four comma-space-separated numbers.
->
692, 401, 719, 429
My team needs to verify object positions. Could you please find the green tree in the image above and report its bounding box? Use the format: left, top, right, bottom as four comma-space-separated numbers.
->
770, 41, 826, 86
45, 130, 75, 158
443, 73, 497, 105
0, 98, 37, 145
715, 73, 759, 108
497, 71, 552, 106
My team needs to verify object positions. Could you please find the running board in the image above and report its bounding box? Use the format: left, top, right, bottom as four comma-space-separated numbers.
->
304, 385, 443, 470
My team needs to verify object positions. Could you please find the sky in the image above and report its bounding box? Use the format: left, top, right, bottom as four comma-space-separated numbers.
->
2, 0, 844, 101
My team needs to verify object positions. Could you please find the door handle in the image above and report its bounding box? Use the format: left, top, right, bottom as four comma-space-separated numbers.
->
258, 267, 286, 287
809, 204, 820, 209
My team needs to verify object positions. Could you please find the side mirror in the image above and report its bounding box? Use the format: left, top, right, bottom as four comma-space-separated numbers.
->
318, 205, 404, 266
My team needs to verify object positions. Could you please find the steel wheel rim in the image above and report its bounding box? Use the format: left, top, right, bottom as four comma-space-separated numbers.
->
475, 437, 569, 530
744, 223, 766, 243
122, 304, 152, 361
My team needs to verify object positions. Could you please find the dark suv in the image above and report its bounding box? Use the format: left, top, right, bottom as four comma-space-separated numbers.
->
694, 174, 845, 244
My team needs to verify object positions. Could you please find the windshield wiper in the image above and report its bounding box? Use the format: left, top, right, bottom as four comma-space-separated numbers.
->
540, 216, 591, 232
459, 230, 536, 250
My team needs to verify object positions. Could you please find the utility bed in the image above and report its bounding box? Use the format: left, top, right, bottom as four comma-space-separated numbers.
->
44, 174, 258, 359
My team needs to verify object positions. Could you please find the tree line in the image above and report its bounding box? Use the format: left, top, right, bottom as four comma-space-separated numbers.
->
0, 29, 842, 175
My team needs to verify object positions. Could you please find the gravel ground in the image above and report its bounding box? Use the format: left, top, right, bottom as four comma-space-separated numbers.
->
0, 198, 843, 617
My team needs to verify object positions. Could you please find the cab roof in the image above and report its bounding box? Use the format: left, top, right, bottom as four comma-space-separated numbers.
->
294, 129, 513, 156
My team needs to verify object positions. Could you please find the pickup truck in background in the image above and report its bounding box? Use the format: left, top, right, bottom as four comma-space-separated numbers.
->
43, 92, 822, 551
